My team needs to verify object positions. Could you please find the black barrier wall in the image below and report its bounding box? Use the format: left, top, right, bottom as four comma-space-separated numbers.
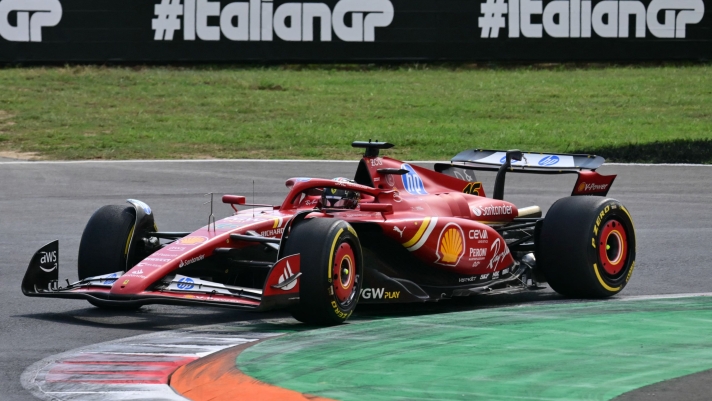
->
0, 0, 709, 62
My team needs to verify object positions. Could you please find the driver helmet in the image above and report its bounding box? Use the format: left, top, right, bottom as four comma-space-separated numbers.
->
322, 178, 360, 209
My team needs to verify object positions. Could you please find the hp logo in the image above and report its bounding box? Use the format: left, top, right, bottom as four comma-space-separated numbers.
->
538, 155, 560, 166
177, 277, 195, 290
400, 164, 428, 195
102, 273, 118, 285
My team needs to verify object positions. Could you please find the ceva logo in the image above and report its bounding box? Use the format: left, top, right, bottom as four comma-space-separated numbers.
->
0, 0, 62, 42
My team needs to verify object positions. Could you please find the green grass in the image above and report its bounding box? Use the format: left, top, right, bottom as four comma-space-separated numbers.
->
0, 65, 710, 161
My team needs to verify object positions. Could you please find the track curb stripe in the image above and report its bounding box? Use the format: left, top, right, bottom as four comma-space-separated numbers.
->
21, 320, 289, 401
170, 339, 335, 401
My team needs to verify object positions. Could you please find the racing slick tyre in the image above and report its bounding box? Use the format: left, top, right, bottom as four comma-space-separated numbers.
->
538, 197, 636, 298
283, 218, 363, 325
78, 205, 141, 310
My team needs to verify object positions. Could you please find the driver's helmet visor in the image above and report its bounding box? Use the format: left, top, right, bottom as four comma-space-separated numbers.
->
323, 187, 359, 209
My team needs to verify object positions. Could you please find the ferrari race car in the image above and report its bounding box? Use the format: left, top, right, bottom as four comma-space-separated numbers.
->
22, 141, 636, 325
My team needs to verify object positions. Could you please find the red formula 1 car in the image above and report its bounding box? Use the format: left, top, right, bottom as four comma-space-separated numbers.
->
22, 142, 636, 325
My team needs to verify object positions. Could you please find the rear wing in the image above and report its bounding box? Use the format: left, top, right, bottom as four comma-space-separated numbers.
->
435, 149, 615, 197
447, 149, 605, 171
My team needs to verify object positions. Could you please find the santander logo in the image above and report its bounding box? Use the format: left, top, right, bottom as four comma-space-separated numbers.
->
472, 204, 513, 217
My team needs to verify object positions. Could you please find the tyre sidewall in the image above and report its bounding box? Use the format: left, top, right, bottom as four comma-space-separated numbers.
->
585, 202, 637, 295
540, 197, 636, 298
320, 222, 362, 322
286, 218, 363, 325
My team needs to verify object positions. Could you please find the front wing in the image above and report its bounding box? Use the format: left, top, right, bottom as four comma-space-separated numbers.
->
21, 240, 301, 312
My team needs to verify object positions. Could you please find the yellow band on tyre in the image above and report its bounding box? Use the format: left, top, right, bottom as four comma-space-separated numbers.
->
124, 225, 135, 256
327, 228, 345, 282
593, 263, 621, 292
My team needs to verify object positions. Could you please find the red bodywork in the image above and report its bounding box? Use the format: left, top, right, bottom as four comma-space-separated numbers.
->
23, 151, 616, 311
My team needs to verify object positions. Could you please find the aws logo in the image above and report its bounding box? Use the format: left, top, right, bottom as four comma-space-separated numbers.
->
435, 223, 465, 266
39, 250, 57, 273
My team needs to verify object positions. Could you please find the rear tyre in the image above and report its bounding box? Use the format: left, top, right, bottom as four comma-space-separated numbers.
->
78, 205, 141, 310
538, 197, 636, 298
283, 218, 363, 325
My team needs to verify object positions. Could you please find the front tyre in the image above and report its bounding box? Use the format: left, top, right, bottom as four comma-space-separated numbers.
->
283, 218, 363, 325
538, 197, 636, 298
78, 205, 141, 310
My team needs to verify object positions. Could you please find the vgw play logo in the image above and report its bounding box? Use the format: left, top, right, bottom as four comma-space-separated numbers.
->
0, 0, 62, 42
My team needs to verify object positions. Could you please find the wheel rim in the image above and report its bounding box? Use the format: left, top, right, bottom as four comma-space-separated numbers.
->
599, 219, 628, 276
333, 242, 357, 305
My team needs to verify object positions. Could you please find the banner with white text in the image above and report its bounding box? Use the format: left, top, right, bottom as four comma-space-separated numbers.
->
0, 0, 709, 62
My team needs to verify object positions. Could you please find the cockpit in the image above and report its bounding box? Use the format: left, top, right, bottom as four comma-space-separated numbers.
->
286, 177, 374, 210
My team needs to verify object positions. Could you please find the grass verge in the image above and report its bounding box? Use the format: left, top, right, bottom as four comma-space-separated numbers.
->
0, 65, 710, 162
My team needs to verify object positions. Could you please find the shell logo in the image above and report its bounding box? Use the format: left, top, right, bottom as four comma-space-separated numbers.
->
178, 236, 208, 245
435, 223, 465, 265
578, 182, 586, 192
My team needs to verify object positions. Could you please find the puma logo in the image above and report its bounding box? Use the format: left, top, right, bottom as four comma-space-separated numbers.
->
393, 226, 405, 238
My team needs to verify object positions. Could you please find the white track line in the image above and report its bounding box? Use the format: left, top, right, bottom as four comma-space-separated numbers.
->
604, 163, 712, 167
517, 293, 712, 308
1, 159, 710, 166
0, 159, 359, 165
0, 154, 709, 167
617, 292, 712, 301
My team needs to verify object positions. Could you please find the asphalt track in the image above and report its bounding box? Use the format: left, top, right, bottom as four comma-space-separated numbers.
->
1, 159, 712, 400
